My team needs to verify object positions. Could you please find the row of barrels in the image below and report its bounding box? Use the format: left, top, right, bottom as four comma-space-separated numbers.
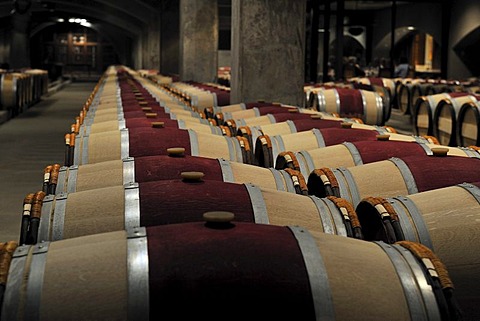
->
0, 69, 49, 119
413, 92, 480, 147
305, 77, 480, 126
395, 78, 480, 116
1, 65, 478, 320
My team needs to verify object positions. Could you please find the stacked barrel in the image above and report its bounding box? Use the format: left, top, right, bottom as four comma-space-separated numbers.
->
1, 65, 478, 320
0, 69, 48, 119
413, 89, 480, 147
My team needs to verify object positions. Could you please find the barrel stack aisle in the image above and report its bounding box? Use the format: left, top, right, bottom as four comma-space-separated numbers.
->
0, 65, 478, 320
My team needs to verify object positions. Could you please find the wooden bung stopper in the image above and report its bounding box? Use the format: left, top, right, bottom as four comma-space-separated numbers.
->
145, 113, 157, 118
341, 122, 353, 128
288, 108, 299, 113
151, 122, 165, 128
376, 134, 390, 141
203, 211, 235, 223
167, 147, 185, 157
181, 171, 205, 181
139, 101, 148, 106
431, 147, 449, 157
141, 107, 152, 112
310, 114, 322, 119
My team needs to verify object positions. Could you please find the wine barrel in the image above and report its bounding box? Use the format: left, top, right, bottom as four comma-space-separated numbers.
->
215, 105, 313, 125
204, 101, 281, 119
355, 182, 480, 320
224, 110, 339, 129
307, 154, 480, 207
236, 118, 376, 151
432, 94, 480, 146
54, 154, 308, 195
35, 178, 358, 241
413, 93, 470, 136
275, 140, 473, 179
77, 117, 231, 138
311, 87, 386, 125
255, 127, 434, 168
0, 73, 18, 118
73, 127, 252, 165
455, 100, 480, 147
1, 222, 458, 320
396, 79, 424, 115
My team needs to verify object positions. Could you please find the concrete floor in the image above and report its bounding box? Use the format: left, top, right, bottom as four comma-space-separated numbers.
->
0, 82, 97, 243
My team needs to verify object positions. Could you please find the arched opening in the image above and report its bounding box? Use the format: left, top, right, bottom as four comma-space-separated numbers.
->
30, 22, 120, 81
374, 26, 441, 78
453, 26, 480, 76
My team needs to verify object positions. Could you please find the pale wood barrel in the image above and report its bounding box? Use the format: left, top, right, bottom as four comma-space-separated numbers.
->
307, 154, 480, 207
1, 223, 453, 320
55, 155, 308, 195
356, 182, 480, 320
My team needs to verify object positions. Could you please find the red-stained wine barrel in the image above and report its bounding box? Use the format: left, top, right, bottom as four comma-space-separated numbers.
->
55, 154, 308, 195
216, 105, 296, 124
307, 154, 480, 207
204, 101, 282, 119
355, 182, 480, 320
254, 127, 435, 168
224, 110, 339, 129
432, 94, 480, 146
36, 178, 358, 241
77, 117, 231, 137
86, 103, 203, 125
236, 118, 375, 151
73, 127, 252, 165
275, 140, 473, 179
456, 100, 480, 147
311, 87, 387, 125
1, 222, 458, 320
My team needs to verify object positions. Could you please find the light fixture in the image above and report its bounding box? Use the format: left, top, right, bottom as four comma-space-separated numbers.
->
68, 17, 92, 27
407, 26, 415, 31
57, 18, 64, 22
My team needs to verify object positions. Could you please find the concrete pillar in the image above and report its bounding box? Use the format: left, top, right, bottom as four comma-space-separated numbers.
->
10, 5, 31, 69
179, 0, 218, 82
161, 0, 180, 76
231, 0, 306, 106
141, 13, 161, 70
